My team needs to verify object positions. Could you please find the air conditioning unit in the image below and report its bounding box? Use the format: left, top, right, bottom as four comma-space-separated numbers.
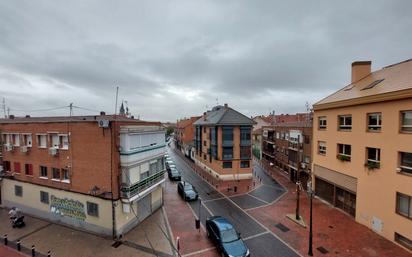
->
20, 146, 29, 153
49, 147, 59, 156
4, 143, 13, 152
98, 119, 110, 128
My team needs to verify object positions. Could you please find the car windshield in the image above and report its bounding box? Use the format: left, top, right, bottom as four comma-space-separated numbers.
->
220, 228, 239, 243
171, 169, 180, 175
184, 184, 193, 190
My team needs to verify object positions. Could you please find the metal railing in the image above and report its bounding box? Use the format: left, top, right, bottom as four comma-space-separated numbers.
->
121, 170, 165, 198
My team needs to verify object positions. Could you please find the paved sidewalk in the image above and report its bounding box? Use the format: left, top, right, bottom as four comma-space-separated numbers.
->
251, 159, 412, 257
0, 245, 28, 257
0, 206, 174, 257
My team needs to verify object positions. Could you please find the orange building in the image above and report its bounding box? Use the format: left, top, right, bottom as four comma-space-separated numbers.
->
175, 116, 201, 157
0, 114, 166, 238
193, 104, 254, 193
312, 59, 412, 251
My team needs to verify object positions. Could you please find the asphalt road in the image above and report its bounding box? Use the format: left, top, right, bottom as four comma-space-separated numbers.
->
168, 148, 301, 257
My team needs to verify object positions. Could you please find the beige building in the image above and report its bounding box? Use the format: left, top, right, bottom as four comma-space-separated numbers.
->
312, 59, 412, 251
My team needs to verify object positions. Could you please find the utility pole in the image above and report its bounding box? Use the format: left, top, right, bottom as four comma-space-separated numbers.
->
295, 134, 302, 221
2, 98, 6, 118
69, 103, 73, 116
307, 178, 314, 256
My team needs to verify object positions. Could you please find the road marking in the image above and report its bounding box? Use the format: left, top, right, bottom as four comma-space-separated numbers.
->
202, 197, 226, 203
243, 231, 270, 241
182, 246, 216, 257
246, 192, 270, 204
172, 148, 304, 257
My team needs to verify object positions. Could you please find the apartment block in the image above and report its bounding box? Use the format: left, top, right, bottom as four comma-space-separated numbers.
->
312, 59, 412, 251
0, 114, 166, 238
261, 114, 312, 189
175, 116, 201, 159
193, 104, 254, 193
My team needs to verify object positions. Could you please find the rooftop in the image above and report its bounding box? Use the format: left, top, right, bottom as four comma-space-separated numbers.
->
314, 59, 412, 110
193, 104, 254, 126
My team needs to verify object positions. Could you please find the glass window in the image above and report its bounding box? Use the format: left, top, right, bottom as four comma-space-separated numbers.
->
50, 134, 59, 148
368, 113, 382, 131
37, 134, 47, 148
60, 135, 69, 149
395, 232, 412, 251
338, 115, 352, 130
401, 111, 412, 132
318, 141, 326, 155
12, 134, 20, 146
52, 168, 61, 180
222, 126, 233, 146
40, 191, 49, 204
337, 144, 351, 161
396, 192, 411, 218
222, 162, 232, 169
319, 116, 327, 129
87, 202, 99, 217
62, 168, 70, 181
40, 166, 48, 178
3, 161, 11, 172
240, 126, 251, 146
400, 152, 412, 174
14, 162, 21, 173
240, 146, 251, 160
240, 161, 250, 168
15, 185, 22, 197
22, 134, 32, 147
222, 147, 233, 160
367, 148, 380, 162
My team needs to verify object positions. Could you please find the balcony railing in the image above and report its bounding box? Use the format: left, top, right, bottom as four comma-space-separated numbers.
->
121, 170, 165, 199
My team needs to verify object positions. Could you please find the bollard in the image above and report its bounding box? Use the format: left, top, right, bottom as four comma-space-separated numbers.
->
4, 234, 7, 245
17, 239, 21, 251
47, 250, 51, 257
32, 245, 36, 257
176, 236, 180, 252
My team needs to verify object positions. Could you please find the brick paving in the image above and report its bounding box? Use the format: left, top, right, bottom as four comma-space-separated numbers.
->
0, 245, 28, 257
251, 159, 412, 257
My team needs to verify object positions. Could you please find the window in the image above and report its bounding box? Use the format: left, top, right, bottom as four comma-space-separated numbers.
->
222, 147, 233, 160
40, 166, 48, 178
240, 146, 251, 160
367, 113, 382, 131
400, 152, 412, 174
240, 161, 250, 168
304, 135, 310, 144
37, 134, 47, 148
3, 161, 11, 171
22, 134, 32, 147
40, 191, 49, 204
222, 161, 232, 169
203, 153, 207, 160
52, 168, 61, 180
61, 168, 70, 182
50, 133, 59, 148
366, 147, 381, 165
59, 135, 69, 149
338, 115, 352, 130
87, 202, 99, 217
203, 127, 206, 133
395, 232, 412, 251
401, 111, 412, 132
12, 134, 20, 146
25, 163, 33, 176
15, 185, 22, 197
240, 126, 251, 146
222, 126, 233, 146
203, 140, 206, 146
338, 144, 351, 161
14, 162, 21, 173
318, 141, 326, 155
319, 116, 327, 129
396, 192, 412, 219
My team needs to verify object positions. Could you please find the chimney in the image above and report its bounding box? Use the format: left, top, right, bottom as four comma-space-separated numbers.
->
9, 115, 14, 119
351, 61, 371, 83
25, 115, 30, 118
224, 103, 228, 108
100, 111, 106, 116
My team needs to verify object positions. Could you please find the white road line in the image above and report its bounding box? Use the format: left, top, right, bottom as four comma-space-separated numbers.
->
245, 190, 288, 212
173, 148, 304, 257
243, 231, 270, 241
202, 197, 226, 203
182, 247, 216, 257
246, 192, 270, 204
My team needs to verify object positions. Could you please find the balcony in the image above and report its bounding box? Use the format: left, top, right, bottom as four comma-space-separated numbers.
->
121, 170, 165, 199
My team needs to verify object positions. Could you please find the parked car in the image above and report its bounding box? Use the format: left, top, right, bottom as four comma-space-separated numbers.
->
177, 181, 198, 201
206, 216, 250, 257
168, 167, 181, 181
166, 162, 176, 171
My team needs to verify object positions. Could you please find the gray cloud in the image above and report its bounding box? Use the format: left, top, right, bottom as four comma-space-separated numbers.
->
0, 0, 411, 121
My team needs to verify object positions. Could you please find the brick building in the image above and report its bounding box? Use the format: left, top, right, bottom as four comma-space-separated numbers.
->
0, 114, 166, 238
175, 116, 201, 159
193, 104, 254, 193
261, 114, 312, 189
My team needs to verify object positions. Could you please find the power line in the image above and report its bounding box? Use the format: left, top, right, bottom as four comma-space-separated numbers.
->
9, 105, 69, 113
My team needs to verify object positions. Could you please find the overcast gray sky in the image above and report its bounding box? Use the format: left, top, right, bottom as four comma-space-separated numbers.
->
0, 0, 411, 122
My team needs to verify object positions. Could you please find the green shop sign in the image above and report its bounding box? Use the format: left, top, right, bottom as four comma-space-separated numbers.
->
50, 195, 86, 220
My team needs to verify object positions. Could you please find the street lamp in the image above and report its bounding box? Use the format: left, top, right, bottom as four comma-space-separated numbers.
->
307, 178, 313, 256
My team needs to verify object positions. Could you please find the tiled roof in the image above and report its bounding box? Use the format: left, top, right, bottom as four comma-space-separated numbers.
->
194, 105, 254, 126
176, 116, 200, 129
314, 59, 412, 108
260, 113, 311, 125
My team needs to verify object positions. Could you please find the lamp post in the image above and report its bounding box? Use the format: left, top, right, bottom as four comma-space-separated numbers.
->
307, 178, 313, 256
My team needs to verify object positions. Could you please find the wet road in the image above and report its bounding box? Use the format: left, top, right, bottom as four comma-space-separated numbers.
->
167, 148, 301, 257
